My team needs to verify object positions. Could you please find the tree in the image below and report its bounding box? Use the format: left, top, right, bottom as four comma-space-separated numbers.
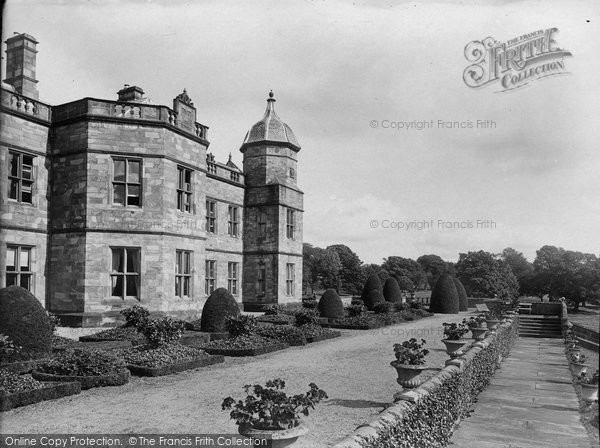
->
327, 244, 365, 295
501, 247, 533, 293
531, 245, 600, 310
381, 257, 425, 290
454, 250, 519, 300
429, 274, 459, 314
383, 277, 402, 303
303, 244, 342, 293
417, 254, 447, 288
361, 264, 388, 285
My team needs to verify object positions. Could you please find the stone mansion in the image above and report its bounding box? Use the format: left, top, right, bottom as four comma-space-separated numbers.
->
0, 33, 304, 325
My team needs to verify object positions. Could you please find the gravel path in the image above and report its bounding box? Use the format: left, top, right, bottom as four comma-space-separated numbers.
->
2, 312, 474, 446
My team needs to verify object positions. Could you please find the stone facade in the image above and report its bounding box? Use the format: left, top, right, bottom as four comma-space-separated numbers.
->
0, 33, 303, 324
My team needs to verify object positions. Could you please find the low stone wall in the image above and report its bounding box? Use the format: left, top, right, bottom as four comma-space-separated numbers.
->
333, 318, 519, 448
571, 323, 599, 352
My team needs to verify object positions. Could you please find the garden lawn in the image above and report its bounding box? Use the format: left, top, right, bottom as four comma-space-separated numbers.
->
1, 312, 472, 447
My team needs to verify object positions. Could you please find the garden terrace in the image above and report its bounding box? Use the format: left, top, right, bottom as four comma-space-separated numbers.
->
1, 313, 470, 447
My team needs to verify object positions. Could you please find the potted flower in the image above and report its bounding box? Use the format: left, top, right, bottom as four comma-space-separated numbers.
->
484, 309, 503, 331
568, 352, 588, 376
441, 322, 470, 357
390, 338, 429, 390
463, 316, 487, 341
577, 370, 599, 403
222, 378, 327, 448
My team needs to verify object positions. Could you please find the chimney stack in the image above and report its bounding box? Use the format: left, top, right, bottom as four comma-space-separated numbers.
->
117, 85, 146, 102
3, 32, 39, 100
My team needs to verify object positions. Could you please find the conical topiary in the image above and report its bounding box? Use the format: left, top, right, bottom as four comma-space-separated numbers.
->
383, 277, 402, 303
429, 274, 459, 314
452, 277, 468, 312
318, 289, 344, 318
364, 288, 385, 311
361, 274, 382, 301
200, 288, 241, 332
0, 286, 52, 362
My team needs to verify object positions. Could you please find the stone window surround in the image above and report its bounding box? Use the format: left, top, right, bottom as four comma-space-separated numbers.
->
205, 199, 217, 234
286, 263, 295, 296
228, 205, 240, 237
8, 150, 35, 205
111, 156, 143, 207
175, 249, 193, 298
110, 246, 141, 301
258, 209, 267, 235
5, 244, 34, 292
205, 259, 216, 296
176, 166, 194, 214
228, 261, 239, 296
286, 208, 296, 240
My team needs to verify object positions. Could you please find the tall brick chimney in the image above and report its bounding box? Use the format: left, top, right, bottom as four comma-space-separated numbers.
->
3, 32, 39, 100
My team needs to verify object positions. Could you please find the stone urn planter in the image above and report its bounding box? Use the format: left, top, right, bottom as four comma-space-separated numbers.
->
570, 362, 588, 377
239, 424, 308, 448
470, 327, 487, 341
390, 361, 427, 389
485, 319, 502, 332
441, 339, 468, 358
580, 383, 599, 403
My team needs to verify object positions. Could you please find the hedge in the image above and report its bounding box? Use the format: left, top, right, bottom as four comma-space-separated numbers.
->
334, 318, 519, 448
201, 342, 289, 357
0, 381, 81, 412
126, 355, 224, 377
31, 370, 130, 390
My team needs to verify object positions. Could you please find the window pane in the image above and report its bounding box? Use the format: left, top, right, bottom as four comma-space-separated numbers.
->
128, 160, 140, 183
184, 252, 190, 274
112, 249, 124, 272
21, 181, 33, 203
177, 192, 183, 211
9, 180, 19, 200
6, 273, 18, 286
114, 160, 126, 182
114, 184, 125, 205
176, 251, 182, 274
185, 193, 192, 211
10, 153, 19, 177
111, 275, 123, 297
126, 249, 139, 273
20, 274, 31, 291
175, 277, 181, 296
127, 185, 140, 206
6, 248, 16, 271
20, 248, 30, 270
126, 275, 138, 297
183, 277, 190, 296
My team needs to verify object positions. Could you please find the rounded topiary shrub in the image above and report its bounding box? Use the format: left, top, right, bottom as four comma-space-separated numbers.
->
429, 274, 459, 314
383, 277, 402, 303
200, 288, 241, 332
0, 286, 52, 362
364, 288, 385, 311
452, 277, 469, 312
317, 289, 344, 318
361, 274, 382, 301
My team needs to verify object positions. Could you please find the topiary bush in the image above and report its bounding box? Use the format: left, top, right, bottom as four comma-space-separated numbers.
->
429, 274, 460, 314
226, 315, 258, 337
452, 277, 469, 312
364, 288, 385, 311
200, 288, 241, 332
317, 289, 344, 318
262, 304, 286, 315
383, 278, 402, 303
346, 305, 366, 317
361, 274, 382, 301
0, 286, 52, 363
121, 305, 150, 328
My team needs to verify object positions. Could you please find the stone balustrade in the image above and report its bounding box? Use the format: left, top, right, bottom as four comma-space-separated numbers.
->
51, 97, 209, 141
1, 88, 52, 122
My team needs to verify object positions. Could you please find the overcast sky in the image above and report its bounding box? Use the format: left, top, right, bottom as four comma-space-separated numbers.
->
3, 0, 599, 265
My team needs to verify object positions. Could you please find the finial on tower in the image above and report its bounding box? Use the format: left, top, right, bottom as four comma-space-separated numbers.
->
268, 90, 275, 101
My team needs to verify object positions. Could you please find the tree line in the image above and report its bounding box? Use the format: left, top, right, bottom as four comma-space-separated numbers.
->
302, 244, 600, 310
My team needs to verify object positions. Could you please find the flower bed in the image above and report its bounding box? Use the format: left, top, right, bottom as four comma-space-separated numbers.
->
79, 327, 146, 345
53, 336, 132, 353
297, 324, 341, 343
32, 349, 130, 390
0, 370, 81, 411
0, 358, 47, 374
255, 325, 307, 346
199, 335, 289, 357
117, 343, 224, 376
256, 314, 296, 325
333, 318, 519, 448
